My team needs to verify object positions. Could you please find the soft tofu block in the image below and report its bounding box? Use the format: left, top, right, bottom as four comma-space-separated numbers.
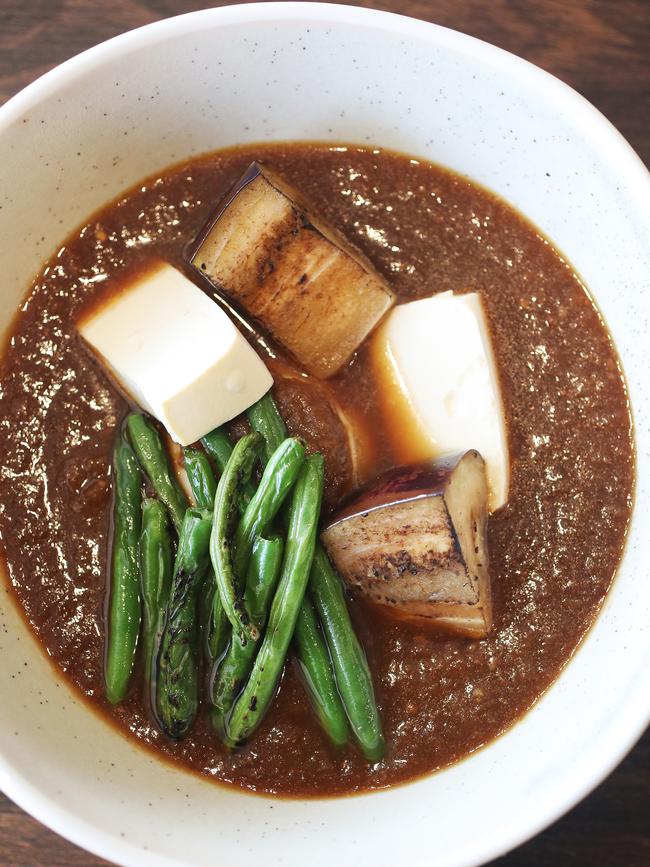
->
188, 162, 395, 379
322, 451, 492, 638
78, 262, 272, 445
374, 291, 510, 512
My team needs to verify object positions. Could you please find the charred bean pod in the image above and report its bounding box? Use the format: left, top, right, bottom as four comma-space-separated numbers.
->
198, 570, 229, 666
126, 413, 188, 533
174, 508, 212, 582
201, 427, 237, 475
105, 436, 143, 705
199, 426, 252, 662
182, 447, 226, 662
225, 454, 324, 747
156, 508, 211, 739
246, 392, 287, 462
211, 534, 284, 732
210, 431, 263, 642
246, 393, 378, 748
233, 437, 305, 578
310, 546, 385, 761
183, 447, 217, 510
139, 498, 173, 692
202, 426, 256, 511
294, 595, 349, 749
204, 583, 229, 664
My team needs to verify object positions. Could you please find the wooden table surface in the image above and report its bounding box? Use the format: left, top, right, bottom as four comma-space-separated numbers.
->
0, 1, 648, 864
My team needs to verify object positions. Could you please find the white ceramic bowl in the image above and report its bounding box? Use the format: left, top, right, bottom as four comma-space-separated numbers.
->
1, 4, 649, 866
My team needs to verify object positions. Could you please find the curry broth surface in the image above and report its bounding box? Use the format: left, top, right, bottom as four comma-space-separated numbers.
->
0, 144, 633, 795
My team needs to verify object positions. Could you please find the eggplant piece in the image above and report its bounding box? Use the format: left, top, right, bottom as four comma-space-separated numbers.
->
321, 451, 492, 638
188, 163, 395, 379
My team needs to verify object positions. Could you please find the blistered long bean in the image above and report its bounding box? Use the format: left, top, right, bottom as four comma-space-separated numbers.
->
157, 509, 211, 739
202, 426, 256, 509
246, 392, 287, 463
247, 392, 384, 758
211, 534, 284, 733
127, 413, 187, 533
139, 498, 172, 692
183, 447, 217, 510
310, 546, 385, 761
201, 427, 236, 475
225, 455, 323, 747
294, 596, 348, 749
233, 437, 305, 579
246, 395, 357, 743
182, 447, 227, 662
105, 436, 142, 705
210, 431, 263, 642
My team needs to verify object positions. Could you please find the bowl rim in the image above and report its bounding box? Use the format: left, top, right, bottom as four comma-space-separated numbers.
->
0, 4, 649, 867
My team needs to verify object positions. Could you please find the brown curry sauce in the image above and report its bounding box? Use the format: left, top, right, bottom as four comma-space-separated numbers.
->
0, 143, 634, 796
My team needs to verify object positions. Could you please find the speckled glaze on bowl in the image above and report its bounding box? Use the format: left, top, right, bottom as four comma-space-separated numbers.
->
0, 5, 649, 867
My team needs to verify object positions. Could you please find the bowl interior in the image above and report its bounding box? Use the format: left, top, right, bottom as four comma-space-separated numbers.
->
0, 5, 649, 867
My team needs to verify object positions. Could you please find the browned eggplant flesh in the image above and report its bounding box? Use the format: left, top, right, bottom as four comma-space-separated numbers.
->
321, 450, 492, 638
188, 162, 395, 378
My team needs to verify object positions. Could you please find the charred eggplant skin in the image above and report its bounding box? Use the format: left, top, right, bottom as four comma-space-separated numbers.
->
322, 452, 492, 639
188, 162, 261, 260
327, 453, 471, 525
187, 162, 395, 379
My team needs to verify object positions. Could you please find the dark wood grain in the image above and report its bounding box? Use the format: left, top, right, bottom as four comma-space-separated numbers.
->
0, 1, 648, 865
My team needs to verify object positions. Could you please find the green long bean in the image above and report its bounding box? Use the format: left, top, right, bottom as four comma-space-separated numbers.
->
201, 427, 236, 474
233, 437, 305, 579
247, 392, 384, 759
246, 392, 287, 461
310, 546, 385, 761
294, 596, 348, 749
211, 534, 284, 734
200, 425, 253, 661
126, 413, 187, 533
210, 431, 263, 642
183, 447, 217, 510
182, 447, 227, 663
157, 509, 211, 739
139, 498, 172, 693
246, 394, 356, 746
225, 454, 324, 747
202, 426, 256, 509
105, 436, 142, 705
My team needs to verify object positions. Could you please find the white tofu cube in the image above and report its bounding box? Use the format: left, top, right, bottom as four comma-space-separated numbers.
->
78, 262, 273, 445
374, 291, 510, 512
